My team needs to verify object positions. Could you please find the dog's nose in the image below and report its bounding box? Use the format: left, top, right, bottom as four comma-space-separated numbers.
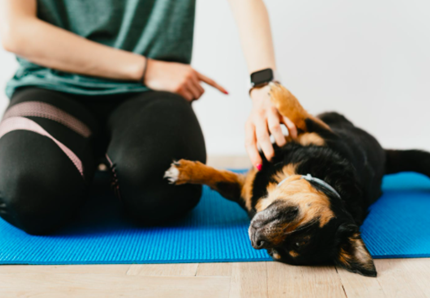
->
252, 231, 271, 250
254, 239, 266, 249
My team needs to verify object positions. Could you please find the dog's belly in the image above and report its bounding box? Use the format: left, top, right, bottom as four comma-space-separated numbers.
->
280, 111, 385, 207
327, 114, 386, 206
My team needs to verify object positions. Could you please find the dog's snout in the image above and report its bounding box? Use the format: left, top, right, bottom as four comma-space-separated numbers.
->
249, 203, 300, 250
251, 220, 264, 229
291, 206, 299, 213
286, 206, 299, 219
252, 230, 271, 250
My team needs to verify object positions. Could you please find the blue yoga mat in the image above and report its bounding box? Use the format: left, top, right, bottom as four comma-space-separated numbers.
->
0, 171, 429, 265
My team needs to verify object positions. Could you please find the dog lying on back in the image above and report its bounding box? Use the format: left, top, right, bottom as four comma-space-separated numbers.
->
164, 82, 430, 277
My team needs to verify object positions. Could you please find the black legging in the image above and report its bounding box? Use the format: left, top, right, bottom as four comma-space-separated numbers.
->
0, 87, 206, 235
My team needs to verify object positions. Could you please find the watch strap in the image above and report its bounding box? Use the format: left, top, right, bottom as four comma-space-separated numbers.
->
248, 69, 281, 92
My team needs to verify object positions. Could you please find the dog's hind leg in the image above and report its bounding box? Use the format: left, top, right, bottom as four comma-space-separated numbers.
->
269, 82, 330, 132
164, 159, 254, 212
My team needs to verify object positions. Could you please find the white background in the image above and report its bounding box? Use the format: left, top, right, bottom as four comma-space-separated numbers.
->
1, 0, 429, 156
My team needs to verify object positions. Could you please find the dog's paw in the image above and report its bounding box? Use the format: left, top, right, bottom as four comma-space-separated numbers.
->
164, 161, 181, 184
269, 82, 288, 107
164, 159, 196, 185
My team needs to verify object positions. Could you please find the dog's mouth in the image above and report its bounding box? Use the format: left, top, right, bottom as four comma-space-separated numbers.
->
249, 203, 300, 249
249, 220, 294, 250
266, 248, 283, 260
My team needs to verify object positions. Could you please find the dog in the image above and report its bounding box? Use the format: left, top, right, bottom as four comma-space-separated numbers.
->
164, 82, 430, 277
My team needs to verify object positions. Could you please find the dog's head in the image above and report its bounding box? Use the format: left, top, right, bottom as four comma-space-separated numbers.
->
249, 173, 376, 277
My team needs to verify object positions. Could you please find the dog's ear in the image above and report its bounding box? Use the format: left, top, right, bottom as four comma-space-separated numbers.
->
334, 223, 376, 277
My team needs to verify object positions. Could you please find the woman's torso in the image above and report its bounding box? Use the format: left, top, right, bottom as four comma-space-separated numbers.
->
6, 0, 196, 98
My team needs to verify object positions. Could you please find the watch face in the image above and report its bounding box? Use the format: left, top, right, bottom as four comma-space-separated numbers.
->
251, 69, 274, 86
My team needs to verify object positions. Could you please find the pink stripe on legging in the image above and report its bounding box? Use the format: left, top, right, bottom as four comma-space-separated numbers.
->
3, 101, 91, 138
0, 117, 84, 178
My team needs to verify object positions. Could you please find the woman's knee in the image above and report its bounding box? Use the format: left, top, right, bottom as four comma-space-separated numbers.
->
110, 153, 203, 224
0, 133, 89, 235
0, 172, 88, 235
124, 182, 202, 225
0, 175, 88, 235
109, 91, 207, 163
107, 91, 208, 224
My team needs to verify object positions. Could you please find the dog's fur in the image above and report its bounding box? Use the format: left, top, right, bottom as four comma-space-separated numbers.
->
164, 82, 430, 277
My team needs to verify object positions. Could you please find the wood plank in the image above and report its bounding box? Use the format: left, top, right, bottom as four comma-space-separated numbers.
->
126, 263, 198, 276
197, 263, 232, 276
368, 259, 426, 298
0, 273, 230, 298
0, 264, 129, 275
373, 258, 429, 298
401, 258, 430, 297
267, 262, 346, 298
336, 264, 385, 298
336, 259, 430, 298
229, 262, 268, 298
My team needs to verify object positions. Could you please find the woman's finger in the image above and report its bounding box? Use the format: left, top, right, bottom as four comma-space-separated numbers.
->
186, 81, 202, 100
245, 122, 262, 170
282, 116, 298, 138
179, 87, 194, 102
268, 109, 287, 147
196, 72, 228, 95
255, 117, 275, 162
190, 75, 205, 98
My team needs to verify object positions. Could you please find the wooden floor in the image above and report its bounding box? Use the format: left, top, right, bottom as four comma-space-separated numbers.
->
1, 156, 429, 298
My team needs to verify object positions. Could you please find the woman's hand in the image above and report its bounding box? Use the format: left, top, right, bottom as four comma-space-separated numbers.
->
144, 59, 228, 101
245, 85, 297, 170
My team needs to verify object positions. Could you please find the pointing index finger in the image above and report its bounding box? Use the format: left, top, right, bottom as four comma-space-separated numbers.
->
196, 72, 229, 95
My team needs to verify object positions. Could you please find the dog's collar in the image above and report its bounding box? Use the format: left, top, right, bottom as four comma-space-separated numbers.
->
277, 173, 341, 199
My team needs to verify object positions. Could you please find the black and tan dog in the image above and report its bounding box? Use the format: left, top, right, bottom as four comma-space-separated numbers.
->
164, 82, 430, 277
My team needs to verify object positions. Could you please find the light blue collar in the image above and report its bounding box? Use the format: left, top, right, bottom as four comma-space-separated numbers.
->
277, 173, 341, 199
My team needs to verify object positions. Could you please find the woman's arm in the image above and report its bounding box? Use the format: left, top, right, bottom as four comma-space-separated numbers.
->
0, 0, 226, 101
228, 0, 276, 74
228, 0, 297, 169
0, 0, 145, 81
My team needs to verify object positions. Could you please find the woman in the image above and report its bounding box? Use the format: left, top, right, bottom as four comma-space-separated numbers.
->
0, 0, 297, 235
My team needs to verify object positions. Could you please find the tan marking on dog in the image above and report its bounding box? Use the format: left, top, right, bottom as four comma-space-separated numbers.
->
282, 133, 325, 147
171, 160, 244, 187
255, 164, 298, 211
255, 174, 335, 246
289, 250, 299, 258
241, 167, 257, 211
297, 133, 325, 146
338, 233, 375, 271
168, 160, 248, 206
275, 164, 298, 182
273, 252, 282, 260
269, 82, 330, 132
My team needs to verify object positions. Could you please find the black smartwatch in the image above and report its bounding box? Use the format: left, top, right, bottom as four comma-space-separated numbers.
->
249, 68, 280, 94
250, 68, 274, 87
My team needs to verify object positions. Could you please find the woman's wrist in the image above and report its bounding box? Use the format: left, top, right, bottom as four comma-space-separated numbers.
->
248, 69, 280, 98
250, 84, 270, 102
120, 53, 147, 83
139, 56, 149, 85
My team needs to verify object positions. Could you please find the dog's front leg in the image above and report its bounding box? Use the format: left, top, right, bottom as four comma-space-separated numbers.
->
164, 159, 254, 212
269, 82, 330, 132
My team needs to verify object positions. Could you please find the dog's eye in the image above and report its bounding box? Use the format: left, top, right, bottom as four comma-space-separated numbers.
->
294, 237, 310, 249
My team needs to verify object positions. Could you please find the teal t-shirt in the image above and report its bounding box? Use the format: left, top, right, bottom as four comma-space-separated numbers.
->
5, 0, 196, 98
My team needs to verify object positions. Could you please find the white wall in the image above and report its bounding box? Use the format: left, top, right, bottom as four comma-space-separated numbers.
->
192, 0, 430, 155
1, 0, 430, 156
